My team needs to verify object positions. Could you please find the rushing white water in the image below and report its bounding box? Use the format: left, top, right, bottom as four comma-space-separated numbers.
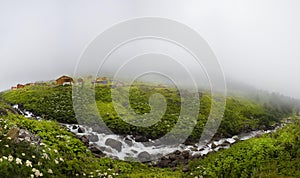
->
13, 104, 281, 161
63, 123, 280, 161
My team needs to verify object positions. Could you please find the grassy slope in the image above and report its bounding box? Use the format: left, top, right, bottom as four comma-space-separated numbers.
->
1, 84, 299, 177
1, 84, 293, 140
187, 117, 300, 178
0, 111, 183, 177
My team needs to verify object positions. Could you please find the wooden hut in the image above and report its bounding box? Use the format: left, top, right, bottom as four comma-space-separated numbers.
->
56, 75, 74, 86
17, 84, 24, 89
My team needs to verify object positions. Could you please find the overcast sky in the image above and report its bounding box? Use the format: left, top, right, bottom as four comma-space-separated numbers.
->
1, 0, 300, 98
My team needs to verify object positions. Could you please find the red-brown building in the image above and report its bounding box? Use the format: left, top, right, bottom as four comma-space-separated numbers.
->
11, 86, 17, 90
25, 83, 34, 87
56, 75, 74, 85
17, 84, 24, 89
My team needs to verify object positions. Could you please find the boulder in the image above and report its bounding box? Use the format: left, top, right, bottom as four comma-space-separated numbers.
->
137, 151, 151, 162
72, 125, 78, 130
75, 135, 89, 146
168, 153, 176, 161
105, 138, 122, 152
87, 134, 99, 142
232, 136, 240, 141
124, 138, 133, 147
174, 150, 181, 155
182, 150, 190, 159
18, 129, 28, 138
78, 127, 85, 133
157, 159, 171, 168
135, 135, 148, 142
182, 166, 189, 172
89, 144, 105, 157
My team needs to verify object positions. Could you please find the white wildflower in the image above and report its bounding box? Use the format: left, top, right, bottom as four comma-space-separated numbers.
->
8, 155, 13, 162
22, 153, 25, 156
26, 160, 32, 167
47, 169, 53, 174
35, 170, 43, 177
16, 158, 22, 165
42, 153, 49, 160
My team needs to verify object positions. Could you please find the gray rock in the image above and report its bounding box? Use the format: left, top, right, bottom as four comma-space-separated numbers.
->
87, 134, 99, 142
105, 138, 122, 152
211, 142, 217, 149
124, 138, 133, 147
89, 144, 105, 157
157, 159, 171, 167
232, 136, 240, 141
135, 135, 148, 142
182, 150, 190, 159
168, 153, 176, 161
182, 166, 189, 172
137, 151, 151, 162
174, 150, 181, 155
76, 135, 89, 146
78, 127, 85, 133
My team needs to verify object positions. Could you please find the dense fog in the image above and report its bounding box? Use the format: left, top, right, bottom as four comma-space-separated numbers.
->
1, 0, 300, 98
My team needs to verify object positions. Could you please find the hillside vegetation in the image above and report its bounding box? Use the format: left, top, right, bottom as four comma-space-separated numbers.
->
0, 83, 300, 177
2, 84, 297, 141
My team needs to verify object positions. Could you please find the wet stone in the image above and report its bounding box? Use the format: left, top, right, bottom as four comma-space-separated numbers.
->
105, 138, 122, 152
182, 150, 190, 159
78, 127, 85, 133
137, 151, 151, 162
87, 134, 99, 142
124, 138, 133, 147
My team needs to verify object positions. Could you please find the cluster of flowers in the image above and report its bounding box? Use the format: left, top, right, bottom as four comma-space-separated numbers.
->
1, 118, 118, 177
80, 169, 118, 178
0, 153, 54, 177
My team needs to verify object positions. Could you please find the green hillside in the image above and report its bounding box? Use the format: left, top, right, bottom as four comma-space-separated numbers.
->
0, 83, 299, 177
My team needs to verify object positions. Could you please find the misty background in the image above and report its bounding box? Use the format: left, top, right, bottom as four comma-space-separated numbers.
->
1, 0, 300, 98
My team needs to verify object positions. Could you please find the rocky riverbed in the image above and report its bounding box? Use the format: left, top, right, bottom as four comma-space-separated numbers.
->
63, 123, 281, 168
12, 104, 282, 168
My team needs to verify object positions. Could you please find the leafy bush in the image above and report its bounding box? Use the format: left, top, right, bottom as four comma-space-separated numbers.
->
187, 117, 300, 178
